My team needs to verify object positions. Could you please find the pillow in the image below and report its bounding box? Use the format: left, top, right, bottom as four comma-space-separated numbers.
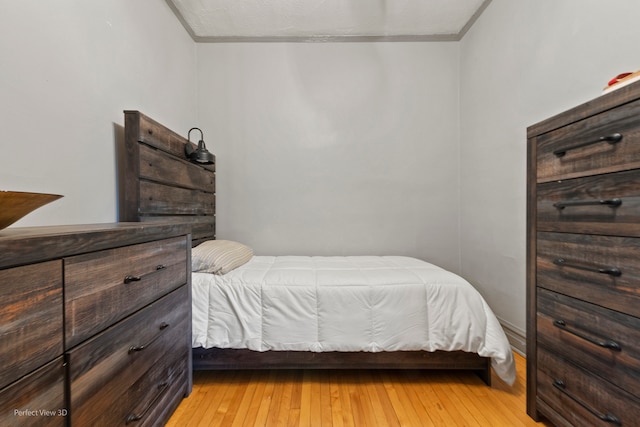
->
192, 240, 253, 275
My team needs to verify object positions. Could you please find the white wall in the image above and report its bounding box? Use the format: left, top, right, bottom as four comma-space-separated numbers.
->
459, 0, 640, 339
0, 1, 196, 227
197, 43, 462, 271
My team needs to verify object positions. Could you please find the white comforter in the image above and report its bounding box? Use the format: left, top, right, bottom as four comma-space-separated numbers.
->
192, 256, 516, 384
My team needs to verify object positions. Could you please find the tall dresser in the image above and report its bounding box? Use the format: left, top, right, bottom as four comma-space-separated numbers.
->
0, 222, 191, 427
527, 81, 640, 426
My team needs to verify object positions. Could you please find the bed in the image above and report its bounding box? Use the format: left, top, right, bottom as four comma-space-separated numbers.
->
121, 111, 516, 386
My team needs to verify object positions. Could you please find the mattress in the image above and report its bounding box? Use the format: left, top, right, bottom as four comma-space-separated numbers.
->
192, 255, 516, 384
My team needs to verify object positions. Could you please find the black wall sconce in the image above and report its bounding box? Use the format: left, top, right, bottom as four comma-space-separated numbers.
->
185, 127, 214, 164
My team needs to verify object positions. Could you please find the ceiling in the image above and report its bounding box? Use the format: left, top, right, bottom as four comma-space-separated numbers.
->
166, 0, 492, 42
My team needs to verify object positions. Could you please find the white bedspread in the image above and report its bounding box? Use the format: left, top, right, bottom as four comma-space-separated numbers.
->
192, 256, 516, 384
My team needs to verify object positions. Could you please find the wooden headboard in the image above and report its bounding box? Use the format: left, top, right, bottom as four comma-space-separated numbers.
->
121, 111, 215, 246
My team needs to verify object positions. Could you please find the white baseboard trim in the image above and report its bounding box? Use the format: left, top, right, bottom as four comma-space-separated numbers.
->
497, 317, 526, 356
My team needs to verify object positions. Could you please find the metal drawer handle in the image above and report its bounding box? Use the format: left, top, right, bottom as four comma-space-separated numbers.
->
553, 198, 622, 210
553, 133, 623, 157
123, 264, 166, 284
125, 382, 169, 424
553, 258, 622, 277
128, 322, 170, 354
552, 379, 621, 425
553, 319, 621, 351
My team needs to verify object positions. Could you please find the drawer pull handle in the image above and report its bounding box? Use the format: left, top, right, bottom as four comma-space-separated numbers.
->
553, 319, 621, 351
124, 265, 166, 284
552, 379, 621, 425
128, 322, 170, 353
124, 275, 142, 284
553, 132, 623, 157
553, 258, 622, 277
125, 382, 169, 424
553, 198, 622, 210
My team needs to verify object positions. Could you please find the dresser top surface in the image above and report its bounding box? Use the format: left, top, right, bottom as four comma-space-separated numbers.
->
528, 80, 640, 139
0, 222, 191, 269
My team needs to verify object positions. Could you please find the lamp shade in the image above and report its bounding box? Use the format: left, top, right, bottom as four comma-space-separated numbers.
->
185, 127, 214, 164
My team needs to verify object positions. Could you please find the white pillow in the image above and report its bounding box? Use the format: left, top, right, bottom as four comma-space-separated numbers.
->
192, 240, 253, 275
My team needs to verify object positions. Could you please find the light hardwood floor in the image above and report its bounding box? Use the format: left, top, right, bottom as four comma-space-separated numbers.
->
167, 352, 553, 426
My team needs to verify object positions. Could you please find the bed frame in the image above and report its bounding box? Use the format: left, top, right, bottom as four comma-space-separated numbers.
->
121, 111, 492, 385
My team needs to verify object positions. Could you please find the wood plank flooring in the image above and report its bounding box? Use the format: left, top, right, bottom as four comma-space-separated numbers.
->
167, 352, 553, 426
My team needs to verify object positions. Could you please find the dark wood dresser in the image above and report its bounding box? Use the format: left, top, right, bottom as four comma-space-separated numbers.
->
0, 223, 191, 426
527, 82, 640, 426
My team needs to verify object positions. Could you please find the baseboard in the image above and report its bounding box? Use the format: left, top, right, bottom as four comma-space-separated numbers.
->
497, 317, 526, 356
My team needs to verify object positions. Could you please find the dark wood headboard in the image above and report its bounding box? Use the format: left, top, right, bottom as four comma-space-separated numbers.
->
121, 111, 215, 246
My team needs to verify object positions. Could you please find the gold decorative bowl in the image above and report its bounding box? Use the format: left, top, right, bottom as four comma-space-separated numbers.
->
0, 191, 63, 230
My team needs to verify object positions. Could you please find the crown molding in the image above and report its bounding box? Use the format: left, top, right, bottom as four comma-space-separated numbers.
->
166, 0, 492, 43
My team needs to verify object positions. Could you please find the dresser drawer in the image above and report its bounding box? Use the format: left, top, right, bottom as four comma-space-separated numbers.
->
537, 168, 640, 237
537, 348, 640, 427
0, 261, 63, 389
0, 357, 66, 427
99, 353, 188, 427
69, 285, 189, 426
64, 236, 187, 347
537, 232, 640, 317
536, 97, 640, 183
537, 288, 640, 397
